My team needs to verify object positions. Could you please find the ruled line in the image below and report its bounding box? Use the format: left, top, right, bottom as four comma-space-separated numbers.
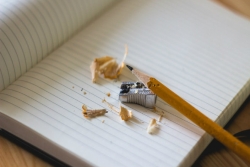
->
8, 1, 44, 60
22, 68, 196, 146
38, 57, 202, 137
0, 97, 125, 166
0, 66, 5, 89
0, 38, 17, 80
59, 43, 223, 115
0, 81, 185, 165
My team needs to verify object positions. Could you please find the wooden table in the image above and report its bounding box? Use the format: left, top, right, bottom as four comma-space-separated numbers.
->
1, 1, 250, 166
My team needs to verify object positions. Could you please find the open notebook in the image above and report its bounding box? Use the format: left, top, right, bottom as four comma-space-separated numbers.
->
1, 0, 250, 166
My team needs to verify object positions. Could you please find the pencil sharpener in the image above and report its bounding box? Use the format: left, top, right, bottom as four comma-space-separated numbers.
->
119, 82, 157, 108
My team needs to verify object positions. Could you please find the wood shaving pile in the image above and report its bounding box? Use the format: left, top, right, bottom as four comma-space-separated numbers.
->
90, 45, 127, 82
85, 44, 163, 133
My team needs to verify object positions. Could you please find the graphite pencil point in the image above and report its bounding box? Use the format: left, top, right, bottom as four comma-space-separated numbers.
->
126, 65, 133, 71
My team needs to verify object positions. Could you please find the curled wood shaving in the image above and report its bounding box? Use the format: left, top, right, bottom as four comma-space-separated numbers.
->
90, 45, 128, 82
82, 105, 107, 118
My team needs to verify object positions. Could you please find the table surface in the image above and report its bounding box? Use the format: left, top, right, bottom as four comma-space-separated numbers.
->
1, 1, 250, 166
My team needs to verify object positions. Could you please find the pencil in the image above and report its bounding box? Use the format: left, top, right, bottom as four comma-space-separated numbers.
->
126, 65, 250, 163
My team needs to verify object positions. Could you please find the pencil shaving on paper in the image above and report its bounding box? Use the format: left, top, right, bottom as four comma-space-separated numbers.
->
147, 118, 158, 134
158, 115, 163, 122
102, 98, 119, 113
82, 105, 107, 118
90, 45, 128, 82
106, 92, 111, 97
119, 105, 132, 121
102, 99, 132, 121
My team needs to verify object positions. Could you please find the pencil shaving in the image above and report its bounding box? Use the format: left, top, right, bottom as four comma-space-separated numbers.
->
90, 45, 127, 82
158, 115, 163, 122
82, 104, 107, 118
153, 107, 164, 115
119, 105, 132, 121
147, 118, 157, 134
102, 98, 119, 113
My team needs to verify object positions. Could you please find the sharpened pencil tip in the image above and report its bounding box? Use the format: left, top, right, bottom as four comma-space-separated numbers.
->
126, 65, 133, 71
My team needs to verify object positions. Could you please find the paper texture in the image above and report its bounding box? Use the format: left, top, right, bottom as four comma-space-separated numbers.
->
0, 0, 250, 166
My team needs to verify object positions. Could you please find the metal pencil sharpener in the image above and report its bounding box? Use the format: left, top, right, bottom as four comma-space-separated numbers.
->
119, 82, 157, 108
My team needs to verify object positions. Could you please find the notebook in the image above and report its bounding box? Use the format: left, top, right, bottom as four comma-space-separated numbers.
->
0, 0, 250, 166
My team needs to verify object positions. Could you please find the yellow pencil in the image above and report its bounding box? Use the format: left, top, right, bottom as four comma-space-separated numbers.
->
126, 65, 250, 163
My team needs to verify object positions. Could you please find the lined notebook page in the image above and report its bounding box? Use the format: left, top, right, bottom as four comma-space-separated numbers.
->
0, 0, 115, 91
1, 0, 250, 166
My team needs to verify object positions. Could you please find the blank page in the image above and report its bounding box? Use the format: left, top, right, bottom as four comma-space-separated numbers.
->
1, 0, 250, 166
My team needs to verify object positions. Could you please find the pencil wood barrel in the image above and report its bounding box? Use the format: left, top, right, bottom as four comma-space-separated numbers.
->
147, 77, 250, 163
